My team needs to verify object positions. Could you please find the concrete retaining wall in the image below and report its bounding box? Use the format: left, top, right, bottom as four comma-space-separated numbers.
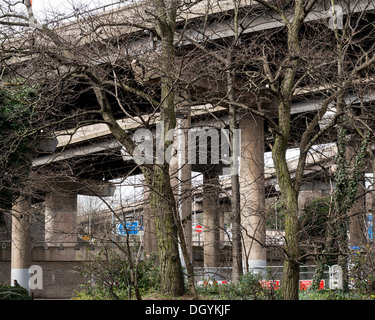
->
0, 246, 92, 299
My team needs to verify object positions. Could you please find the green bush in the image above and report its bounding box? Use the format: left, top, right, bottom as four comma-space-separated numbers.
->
227, 272, 264, 300
73, 249, 161, 300
300, 289, 375, 300
196, 273, 282, 300
0, 285, 31, 300
226, 273, 282, 300
195, 277, 224, 298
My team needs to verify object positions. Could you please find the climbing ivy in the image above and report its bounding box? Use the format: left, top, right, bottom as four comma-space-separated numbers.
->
308, 125, 370, 291
330, 124, 370, 291
333, 125, 369, 215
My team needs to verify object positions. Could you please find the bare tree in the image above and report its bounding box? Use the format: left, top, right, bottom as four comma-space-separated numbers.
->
178, 0, 375, 299
0, 0, 204, 297
3, 0, 375, 300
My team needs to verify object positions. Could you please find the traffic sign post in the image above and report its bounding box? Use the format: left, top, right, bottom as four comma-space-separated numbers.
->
195, 225, 203, 233
195, 225, 203, 246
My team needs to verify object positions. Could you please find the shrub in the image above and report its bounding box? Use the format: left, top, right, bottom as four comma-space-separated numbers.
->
196, 272, 282, 300
0, 285, 31, 300
73, 248, 161, 300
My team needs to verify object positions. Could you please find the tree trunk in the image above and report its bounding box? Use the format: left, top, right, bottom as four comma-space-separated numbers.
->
273, 147, 300, 300
272, 68, 301, 298
230, 160, 243, 282
227, 2, 242, 277
282, 204, 300, 300
271, 7, 305, 299
143, 165, 185, 296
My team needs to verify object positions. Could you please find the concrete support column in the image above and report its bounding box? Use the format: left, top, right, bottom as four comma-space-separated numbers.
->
180, 169, 193, 259
11, 196, 31, 291
219, 210, 225, 242
142, 184, 158, 255
298, 190, 322, 215
202, 169, 220, 269
45, 191, 77, 247
239, 115, 267, 273
179, 114, 193, 260
169, 111, 193, 263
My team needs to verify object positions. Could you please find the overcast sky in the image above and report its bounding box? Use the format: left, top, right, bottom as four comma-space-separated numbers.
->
32, 0, 124, 21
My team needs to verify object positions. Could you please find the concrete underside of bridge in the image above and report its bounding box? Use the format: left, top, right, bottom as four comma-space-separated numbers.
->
2, 0, 375, 299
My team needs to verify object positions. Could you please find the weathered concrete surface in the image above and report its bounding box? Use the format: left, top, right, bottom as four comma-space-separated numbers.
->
1, 246, 94, 299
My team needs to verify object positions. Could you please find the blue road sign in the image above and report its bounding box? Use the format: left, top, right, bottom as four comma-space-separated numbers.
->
116, 221, 140, 235
367, 215, 373, 241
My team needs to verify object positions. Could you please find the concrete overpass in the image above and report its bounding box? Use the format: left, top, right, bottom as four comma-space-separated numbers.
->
2, 0, 375, 298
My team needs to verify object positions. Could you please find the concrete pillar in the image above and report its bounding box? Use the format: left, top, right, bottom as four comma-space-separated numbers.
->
239, 115, 267, 273
45, 191, 77, 247
142, 184, 158, 255
11, 196, 31, 291
179, 114, 193, 260
298, 190, 322, 215
219, 210, 225, 242
202, 169, 220, 269
169, 112, 193, 263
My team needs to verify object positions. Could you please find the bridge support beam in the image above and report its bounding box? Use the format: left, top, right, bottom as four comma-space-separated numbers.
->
11, 196, 31, 291
45, 190, 77, 247
169, 108, 193, 265
202, 169, 220, 271
239, 115, 267, 274
179, 115, 193, 262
